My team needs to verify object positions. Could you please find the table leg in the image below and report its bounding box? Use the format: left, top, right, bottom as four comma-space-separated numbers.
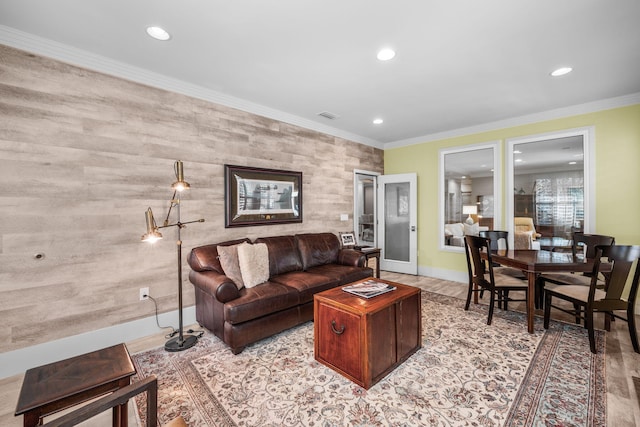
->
112, 376, 130, 427
527, 271, 536, 333
112, 403, 128, 427
22, 411, 40, 427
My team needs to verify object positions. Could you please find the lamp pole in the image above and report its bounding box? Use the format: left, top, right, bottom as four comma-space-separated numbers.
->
159, 191, 204, 352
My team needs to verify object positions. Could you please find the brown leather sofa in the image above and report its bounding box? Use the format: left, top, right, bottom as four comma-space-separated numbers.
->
188, 232, 373, 354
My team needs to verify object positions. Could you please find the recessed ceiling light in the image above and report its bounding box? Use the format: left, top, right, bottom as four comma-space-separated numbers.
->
515, 158, 523, 163
551, 67, 572, 77
569, 161, 577, 165
377, 48, 396, 61
513, 150, 522, 154
146, 26, 171, 41
373, 118, 384, 125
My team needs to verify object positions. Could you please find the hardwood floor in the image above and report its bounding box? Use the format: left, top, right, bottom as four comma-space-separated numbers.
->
1, 272, 638, 426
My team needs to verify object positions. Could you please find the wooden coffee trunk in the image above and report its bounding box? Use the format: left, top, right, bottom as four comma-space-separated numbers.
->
314, 280, 422, 389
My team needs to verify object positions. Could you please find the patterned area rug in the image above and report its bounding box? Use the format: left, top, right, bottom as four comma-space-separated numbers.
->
131, 291, 606, 426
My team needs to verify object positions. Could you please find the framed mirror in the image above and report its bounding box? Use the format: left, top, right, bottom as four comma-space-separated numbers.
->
506, 127, 594, 250
439, 142, 500, 252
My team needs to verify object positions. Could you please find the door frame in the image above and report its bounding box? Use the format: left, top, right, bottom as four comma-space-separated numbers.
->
353, 169, 380, 248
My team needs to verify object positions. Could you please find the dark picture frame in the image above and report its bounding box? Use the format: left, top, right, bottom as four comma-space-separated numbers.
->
224, 165, 302, 227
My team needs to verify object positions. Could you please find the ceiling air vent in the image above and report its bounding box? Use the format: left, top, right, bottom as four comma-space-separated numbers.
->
317, 111, 339, 120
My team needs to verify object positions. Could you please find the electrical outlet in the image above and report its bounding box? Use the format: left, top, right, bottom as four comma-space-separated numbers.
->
139, 287, 149, 301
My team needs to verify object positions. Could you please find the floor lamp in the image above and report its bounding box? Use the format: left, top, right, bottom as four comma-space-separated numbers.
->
142, 160, 204, 352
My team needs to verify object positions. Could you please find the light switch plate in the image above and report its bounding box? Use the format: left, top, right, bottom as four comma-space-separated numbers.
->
340, 214, 348, 221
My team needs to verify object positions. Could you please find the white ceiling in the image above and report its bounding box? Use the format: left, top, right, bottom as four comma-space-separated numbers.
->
1, 0, 639, 149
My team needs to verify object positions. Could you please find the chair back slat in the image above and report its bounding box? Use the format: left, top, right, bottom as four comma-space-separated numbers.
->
602, 245, 640, 301
479, 230, 509, 251
572, 232, 615, 258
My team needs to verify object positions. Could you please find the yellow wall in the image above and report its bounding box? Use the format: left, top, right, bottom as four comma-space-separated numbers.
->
384, 104, 640, 275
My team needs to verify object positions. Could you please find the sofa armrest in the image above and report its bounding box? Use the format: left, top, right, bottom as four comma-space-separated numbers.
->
189, 270, 240, 303
337, 249, 366, 267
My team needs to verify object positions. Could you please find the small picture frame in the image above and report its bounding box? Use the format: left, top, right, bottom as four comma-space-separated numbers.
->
340, 232, 356, 248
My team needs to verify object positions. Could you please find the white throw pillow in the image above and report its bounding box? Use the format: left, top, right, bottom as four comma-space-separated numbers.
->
217, 244, 245, 290
237, 242, 270, 288
464, 223, 480, 236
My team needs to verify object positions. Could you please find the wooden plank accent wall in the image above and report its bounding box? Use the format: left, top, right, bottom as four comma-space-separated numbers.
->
0, 44, 384, 354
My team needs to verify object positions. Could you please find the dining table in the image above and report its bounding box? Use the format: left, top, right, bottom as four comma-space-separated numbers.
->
482, 249, 595, 333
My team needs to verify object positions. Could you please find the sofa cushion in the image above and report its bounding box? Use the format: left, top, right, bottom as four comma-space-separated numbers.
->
237, 242, 270, 288
224, 281, 300, 324
254, 235, 302, 276
307, 264, 373, 287
445, 223, 464, 237
217, 244, 245, 290
295, 233, 340, 270
464, 222, 480, 236
188, 238, 251, 274
269, 271, 341, 303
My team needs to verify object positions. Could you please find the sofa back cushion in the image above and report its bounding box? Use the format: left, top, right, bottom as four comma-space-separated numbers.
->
295, 233, 340, 270
188, 238, 251, 274
445, 223, 464, 237
254, 235, 302, 276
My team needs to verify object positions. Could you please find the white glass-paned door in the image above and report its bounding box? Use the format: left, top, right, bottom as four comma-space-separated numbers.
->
377, 173, 417, 275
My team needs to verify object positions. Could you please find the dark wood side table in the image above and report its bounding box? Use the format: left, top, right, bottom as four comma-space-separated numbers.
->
355, 247, 381, 278
15, 343, 136, 427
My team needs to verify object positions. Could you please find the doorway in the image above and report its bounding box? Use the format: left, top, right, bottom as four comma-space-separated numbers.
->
354, 171, 377, 247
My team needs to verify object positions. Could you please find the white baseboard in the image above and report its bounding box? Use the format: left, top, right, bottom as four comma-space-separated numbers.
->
0, 307, 196, 379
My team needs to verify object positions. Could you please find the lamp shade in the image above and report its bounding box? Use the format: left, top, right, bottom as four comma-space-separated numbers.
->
462, 205, 477, 215
141, 208, 163, 242
171, 160, 190, 191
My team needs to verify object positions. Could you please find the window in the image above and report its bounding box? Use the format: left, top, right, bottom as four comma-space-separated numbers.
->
534, 177, 584, 233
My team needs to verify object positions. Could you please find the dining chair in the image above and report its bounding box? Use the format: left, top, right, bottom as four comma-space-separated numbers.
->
543, 244, 640, 354
464, 235, 529, 325
538, 233, 615, 308
479, 230, 526, 279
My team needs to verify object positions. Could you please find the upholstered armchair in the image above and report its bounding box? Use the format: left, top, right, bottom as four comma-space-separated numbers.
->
514, 217, 541, 250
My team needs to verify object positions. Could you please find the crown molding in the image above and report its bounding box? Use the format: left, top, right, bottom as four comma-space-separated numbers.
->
2, 25, 637, 153
0, 25, 384, 149
385, 92, 640, 149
